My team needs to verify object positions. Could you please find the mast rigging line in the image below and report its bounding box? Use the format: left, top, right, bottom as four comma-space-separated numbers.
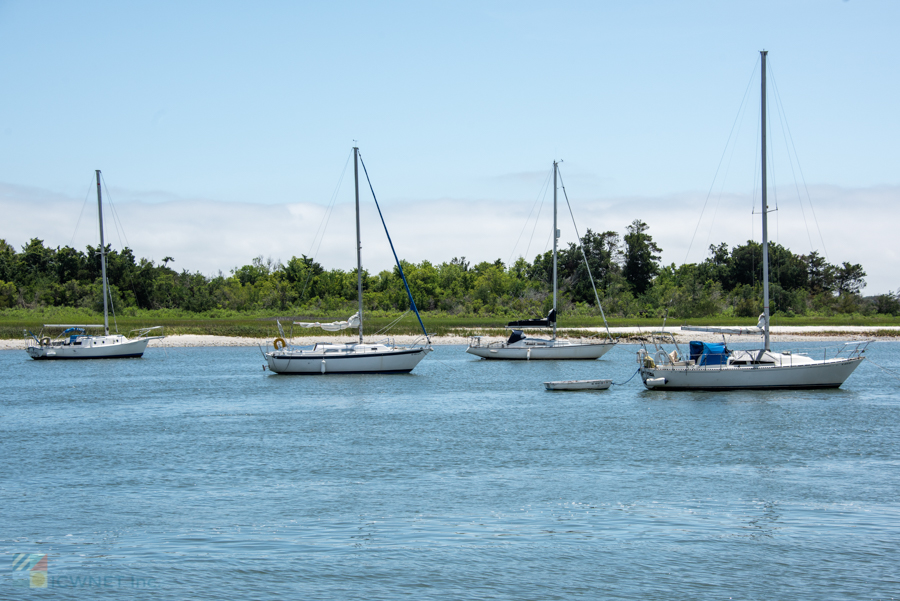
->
298, 150, 353, 301
69, 176, 95, 248
766, 75, 780, 218
764, 73, 781, 272
684, 56, 760, 265
356, 150, 430, 341
769, 62, 812, 252
99, 172, 130, 252
508, 167, 553, 267
99, 172, 142, 326
767, 60, 829, 260
555, 166, 612, 340
751, 81, 761, 250
706, 66, 759, 255
373, 310, 411, 337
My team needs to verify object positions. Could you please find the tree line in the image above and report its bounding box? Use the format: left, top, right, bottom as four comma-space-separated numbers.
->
1, 219, 897, 318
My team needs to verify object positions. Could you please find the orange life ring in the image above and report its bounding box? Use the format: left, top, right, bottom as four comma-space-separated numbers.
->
273, 337, 287, 350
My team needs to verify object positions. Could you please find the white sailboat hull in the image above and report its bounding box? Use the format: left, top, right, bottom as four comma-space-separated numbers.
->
466, 339, 615, 360
27, 335, 154, 360
266, 344, 431, 374
640, 357, 864, 390
266, 147, 431, 376
470, 159, 616, 364
26, 172, 162, 362
633, 52, 868, 393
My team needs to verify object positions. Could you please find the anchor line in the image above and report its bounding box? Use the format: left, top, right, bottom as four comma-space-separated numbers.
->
866, 358, 900, 382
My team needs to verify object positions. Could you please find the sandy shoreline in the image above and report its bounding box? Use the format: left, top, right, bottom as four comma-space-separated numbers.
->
3, 326, 898, 350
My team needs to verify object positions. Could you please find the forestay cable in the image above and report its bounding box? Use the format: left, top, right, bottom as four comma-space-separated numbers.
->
357, 151, 430, 341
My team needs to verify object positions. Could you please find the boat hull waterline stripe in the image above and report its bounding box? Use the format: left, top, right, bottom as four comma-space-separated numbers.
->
270, 349, 426, 361
29, 353, 144, 360
268, 369, 416, 376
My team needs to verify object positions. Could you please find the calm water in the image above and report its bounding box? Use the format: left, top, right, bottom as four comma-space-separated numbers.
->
1, 342, 898, 599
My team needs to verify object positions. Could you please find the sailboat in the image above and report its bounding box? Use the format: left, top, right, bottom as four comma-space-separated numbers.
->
637, 51, 868, 390
264, 147, 433, 374
26, 171, 164, 360
466, 160, 617, 360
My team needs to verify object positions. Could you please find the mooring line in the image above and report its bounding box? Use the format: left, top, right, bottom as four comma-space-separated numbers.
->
866, 359, 900, 382
612, 367, 640, 386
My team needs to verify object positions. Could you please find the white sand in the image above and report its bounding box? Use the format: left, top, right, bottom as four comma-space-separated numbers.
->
3, 325, 898, 350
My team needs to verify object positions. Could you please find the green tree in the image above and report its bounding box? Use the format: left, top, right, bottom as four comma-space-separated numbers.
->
0, 280, 17, 308
803, 251, 835, 294
623, 220, 661, 295
232, 256, 274, 286
728, 241, 807, 292
560, 229, 622, 304
834, 262, 866, 295
873, 290, 900, 315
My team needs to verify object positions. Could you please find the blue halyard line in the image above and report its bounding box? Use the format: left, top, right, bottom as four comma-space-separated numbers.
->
357, 152, 429, 341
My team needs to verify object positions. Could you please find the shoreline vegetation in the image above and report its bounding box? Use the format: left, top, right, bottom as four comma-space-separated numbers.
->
3, 224, 898, 346
4, 307, 899, 349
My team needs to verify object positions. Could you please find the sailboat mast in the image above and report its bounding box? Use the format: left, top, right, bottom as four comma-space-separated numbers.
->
96, 170, 109, 336
552, 160, 558, 341
760, 50, 771, 351
354, 147, 363, 344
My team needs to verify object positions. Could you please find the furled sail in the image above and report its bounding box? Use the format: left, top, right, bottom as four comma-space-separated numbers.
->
681, 314, 767, 336
294, 313, 360, 331
507, 309, 557, 329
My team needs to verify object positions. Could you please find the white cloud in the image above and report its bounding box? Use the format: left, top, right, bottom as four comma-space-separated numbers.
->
2, 182, 897, 294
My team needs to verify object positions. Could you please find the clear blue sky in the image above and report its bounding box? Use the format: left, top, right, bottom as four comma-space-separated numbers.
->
2, 1, 898, 292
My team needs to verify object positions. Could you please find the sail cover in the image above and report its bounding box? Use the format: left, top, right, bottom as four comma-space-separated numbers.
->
507, 309, 557, 329
294, 313, 360, 331
689, 341, 729, 366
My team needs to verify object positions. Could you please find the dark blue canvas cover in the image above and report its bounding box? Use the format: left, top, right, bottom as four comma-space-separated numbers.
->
689, 341, 728, 366
507, 330, 526, 344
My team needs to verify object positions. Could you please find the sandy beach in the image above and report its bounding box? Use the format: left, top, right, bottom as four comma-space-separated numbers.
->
3, 325, 898, 350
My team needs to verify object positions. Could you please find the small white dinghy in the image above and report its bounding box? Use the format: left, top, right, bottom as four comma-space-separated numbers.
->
544, 379, 611, 391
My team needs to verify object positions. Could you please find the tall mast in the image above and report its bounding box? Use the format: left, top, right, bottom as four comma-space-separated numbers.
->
760, 50, 770, 351
354, 147, 363, 344
552, 160, 558, 341
96, 170, 109, 336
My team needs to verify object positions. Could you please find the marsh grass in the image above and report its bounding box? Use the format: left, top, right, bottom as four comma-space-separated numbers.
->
3, 308, 899, 340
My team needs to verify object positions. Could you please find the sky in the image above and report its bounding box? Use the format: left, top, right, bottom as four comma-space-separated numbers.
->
1, 0, 898, 293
